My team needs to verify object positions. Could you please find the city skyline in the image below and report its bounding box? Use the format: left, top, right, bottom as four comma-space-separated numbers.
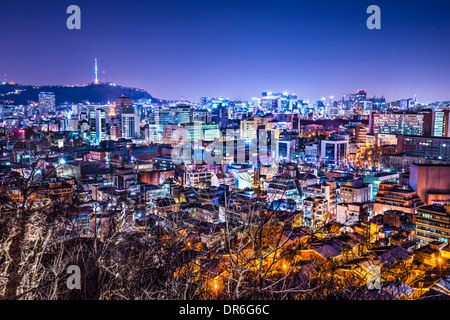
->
1, 0, 450, 103
2, 0, 450, 304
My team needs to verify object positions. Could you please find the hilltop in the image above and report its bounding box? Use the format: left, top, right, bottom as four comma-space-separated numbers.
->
0, 82, 157, 105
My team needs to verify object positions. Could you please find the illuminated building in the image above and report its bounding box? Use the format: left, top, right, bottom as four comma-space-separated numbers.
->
87, 105, 97, 142
410, 164, 450, 205
369, 111, 433, 136
373, 183, 423, 216
273, 113, 301, 131
320, 139, 348, 167
304, 143, 320, 165
174, 104, 192, 124
356, 90, 367, 101
277, 139, 296, 162
162, 123, 220, 145
121, 112, 140, 139
398, 135, 450, 161
303, 181, 337, 218
192, 109, 211, 123
267, 175, 301, 203
381, 153, 450, 169
110, 124, 121, 140
432, 109, 450, 137
240, 119, 259, 139
66, 118, 79, 132
336, 202, 373, 225
415, 204, 450, 244
38, 92, 55, 113
363, 171, 400, 201
95, 108, 107, 143
340, 180, 372, 204
260, 92, 297, 113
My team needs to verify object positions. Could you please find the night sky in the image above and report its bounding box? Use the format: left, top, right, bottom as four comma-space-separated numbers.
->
1, 0, 450, 103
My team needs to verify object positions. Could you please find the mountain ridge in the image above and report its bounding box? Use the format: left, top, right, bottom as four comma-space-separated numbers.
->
0, 82, 158, 105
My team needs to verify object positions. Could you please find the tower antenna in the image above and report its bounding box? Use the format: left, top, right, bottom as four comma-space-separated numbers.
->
94, 58, 99, 84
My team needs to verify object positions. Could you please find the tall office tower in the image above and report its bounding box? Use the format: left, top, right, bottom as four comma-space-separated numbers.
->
113, 96, 134, 137
260, 92, 279, 112
116, 96, 134, 115
87, 105, 97, 142
342, 93, 356, 110
432, 110, 450, 137
218, 104, 228, 128
316, 100, 325, 115
356, 90, 367, 102
108, 104, 121, 139
399, 98, 414, 110
95, 108, 107, 143
38, 92, 55, 113
121, 112, 140, 139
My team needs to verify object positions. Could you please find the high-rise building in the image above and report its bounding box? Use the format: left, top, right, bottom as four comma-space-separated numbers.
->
356, 90, 366, 101
121, 113, 140, 139
38, 92, 55, 113
88, 105, 97, 142
95, 108, 107, 143
432, 110, 450, 137
113, 96, 137, 139
116, 96, 133, 114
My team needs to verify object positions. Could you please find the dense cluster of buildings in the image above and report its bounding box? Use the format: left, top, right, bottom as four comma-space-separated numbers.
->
1, 85, 450, 299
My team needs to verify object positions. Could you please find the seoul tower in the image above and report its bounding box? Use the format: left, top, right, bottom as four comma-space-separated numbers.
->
94, 58, 99, 84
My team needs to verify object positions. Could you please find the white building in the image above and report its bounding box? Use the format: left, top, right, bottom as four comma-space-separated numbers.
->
320, 139, 348, 167
121, 113, 140, 139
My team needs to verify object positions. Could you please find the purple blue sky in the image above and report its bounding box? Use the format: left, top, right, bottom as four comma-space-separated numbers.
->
1, 0, 450, 103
